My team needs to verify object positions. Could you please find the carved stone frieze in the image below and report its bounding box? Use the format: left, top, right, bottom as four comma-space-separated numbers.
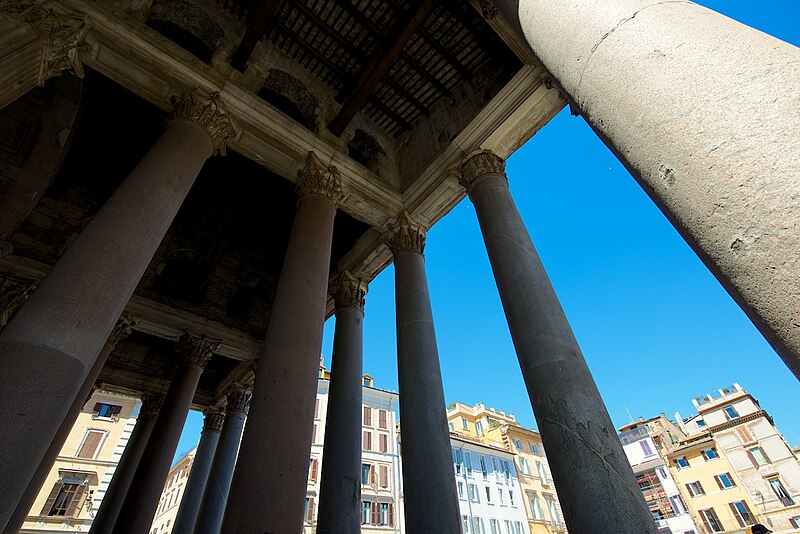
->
459, 150, 506, 191
226, 382, 252, 414
169, 90, 233, 156
386, 212, 426, 256
175, 331, 220, 369
296, 151, 343, 206
108, 313, 138, 347
139, 394, 164, 419
333, 271, 367, 311
203, 407, 225, 432
0, 0, 90, 83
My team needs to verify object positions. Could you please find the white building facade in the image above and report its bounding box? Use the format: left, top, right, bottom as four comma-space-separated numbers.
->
305, 375, 402, 533
619, 426, 699, 534
451, 433, 531, 534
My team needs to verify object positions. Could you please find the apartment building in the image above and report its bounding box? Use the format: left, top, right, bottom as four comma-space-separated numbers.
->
305, 373, 402, 533
150, 449, 195, 534
21, 391, 139, 533
447, 402, 566, 533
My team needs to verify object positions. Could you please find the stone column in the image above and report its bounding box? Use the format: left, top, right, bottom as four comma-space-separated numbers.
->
171, 408, 224, 534
221, 152, 342, 534
2, 315, 136, 534
114, 333, 219, 534
460, 151, 656, 532
0, 0, 89, 111
493, 0, 800, 377
0, 91, 230, 529
194, 383, 252, 534
316, 273, 367, 534
387, 213, 461, 533
87, 394, 163, 534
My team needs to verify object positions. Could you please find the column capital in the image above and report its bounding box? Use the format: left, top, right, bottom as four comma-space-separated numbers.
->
459, 150, 506, 192
386, 212, 426, 256
333, 271, 367, 311
1, 0, 91, 83
225, 383, 252, 414
175, 332, 220, 369
296, 152, 344, 207
139, 394, 163, 419
169, 90, 233, 156
477, 0, 499, 20
108, 313, 137, 348
203, 407, 225, 432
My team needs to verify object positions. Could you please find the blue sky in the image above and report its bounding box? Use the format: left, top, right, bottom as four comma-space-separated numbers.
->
173, 0, 800, 462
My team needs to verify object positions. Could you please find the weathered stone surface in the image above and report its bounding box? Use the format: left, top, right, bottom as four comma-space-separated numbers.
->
495, 0, 800, 376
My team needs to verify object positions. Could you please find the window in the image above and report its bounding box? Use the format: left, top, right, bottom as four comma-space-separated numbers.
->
363, 430, 372, 451
701, 447, 719, 461
699, 508, 723, 533
472, 516, 482, 533
513, 438, 523, 450
529, 442, 539, 455
363, 406, 372, 426
476, 421, 484, 437
729, 500, 755, 527
457, 481, 465, 499
462, 418, 469, 430
670, 495, 688, 515
735, 425, 754, 445
304, 497, 315, 521
768, 478, 795, 506
656, 466, 668, 480
508, 489, 514, 506
697, 419, 707, 427
480, 455, 488, 477
536, 461, 548, 484
498, 487, 505, 505
790, 517, 800, 528
379, 503, 394, 526
314, 398, 319, 419
503, 460, 511, 480
514, 522, 524, 534
379, 465, 389, 488
714, 473, 735, 489
747, 446, 770, 467
723, 405, 739, 420
42, 482, 86, 517
454, 449, 464, 474
547, 498, 562, 527
468, 483, 480, 503
449, 422, 455, 431
362, 502, 371, 524
312, 424, 317, 444
686, 481, 705, 497
528, 493, 543, 520
485, 486, 492, 503
465, 452, 473, 476
490, 519, 501, 534
362, 463, 374, 485
379, 433, 388, 453
674, 456, 689, 469
92, 402, 122, 420
76, 429, 106, 459
462, 515, 470, 533
378, 409, 388, 430
519, 457, 530, 475
640, 440, 655, 457
505, 520, 513, 534
308, 457, 318, 481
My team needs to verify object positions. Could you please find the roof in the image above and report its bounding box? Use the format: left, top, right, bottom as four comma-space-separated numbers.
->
449, 431, 514, 456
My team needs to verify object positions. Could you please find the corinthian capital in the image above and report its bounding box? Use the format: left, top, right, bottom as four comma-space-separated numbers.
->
459, 150, 506, 191
386, 212, 426, 256
203, 407, 225, 432
333, 271, 367, 311
226, 383, 252, 414
169, 90, 233, 156
108, 313, 137, 347
139, 394, 163, 419
175, 331, 220, 369
296, 152, 343, 206
1, 1, 90, 83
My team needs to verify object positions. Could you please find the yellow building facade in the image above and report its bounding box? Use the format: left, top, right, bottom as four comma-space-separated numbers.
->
150, 449, 196, 534
447, 402, 567, 534
21, 391, 139, 533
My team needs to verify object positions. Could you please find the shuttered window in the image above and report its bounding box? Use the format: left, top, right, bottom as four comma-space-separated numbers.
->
379, 465, 388, 488
76, 430, 105, 459
314, 398, 320, 419
699, 508, 723, 533
305, 497, 315, 521
92, 403, 122, 421
41, 482, 86, 517
363, 406, 372, 426
378, 410, 387, 429
363, 430, 372, 451
379, 433, 388, 453
309, 458, 318, 481
370, 500, 380, 524
729, 501, 755, 527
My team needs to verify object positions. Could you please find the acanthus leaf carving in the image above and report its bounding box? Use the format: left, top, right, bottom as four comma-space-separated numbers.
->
175, 331, 220, 369
169, 90, 234, 156
459, 150, 506, 191
296, 151, 343, 206
333, 271, 367, 311
386, 212, 426, 256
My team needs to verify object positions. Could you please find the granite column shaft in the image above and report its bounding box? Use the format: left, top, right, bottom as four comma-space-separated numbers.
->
0, 91, 229, 529
221, 153, 342, 533
114, 334, 218, 534
194, 384, 251, 534
316, 275, 367, 534
171, 408, 224, 534
461, 152, 656, 532
88, 394, 162, 534
389, 216, 461, 533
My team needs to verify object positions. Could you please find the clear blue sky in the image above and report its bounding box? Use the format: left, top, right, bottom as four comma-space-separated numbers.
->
173, 0, 800, 462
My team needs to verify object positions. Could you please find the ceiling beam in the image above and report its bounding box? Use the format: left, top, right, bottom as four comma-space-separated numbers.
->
230, 0, 281, 71
328, 0, 434, 136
